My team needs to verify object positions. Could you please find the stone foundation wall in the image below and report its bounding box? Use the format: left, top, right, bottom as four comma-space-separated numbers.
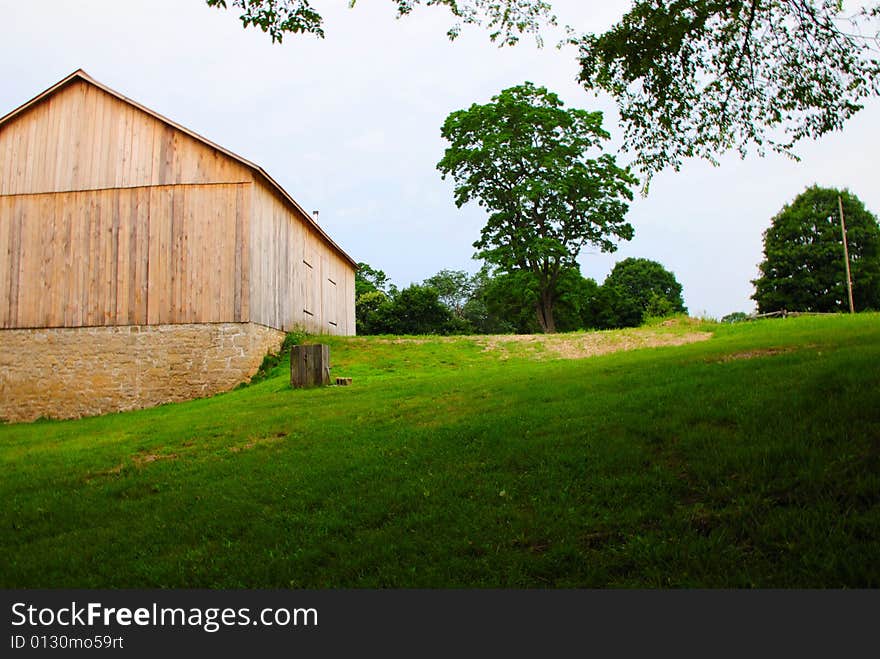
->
0, 323, 286, 423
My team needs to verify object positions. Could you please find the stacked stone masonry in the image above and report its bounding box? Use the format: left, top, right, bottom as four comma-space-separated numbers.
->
0, 323, 285, 423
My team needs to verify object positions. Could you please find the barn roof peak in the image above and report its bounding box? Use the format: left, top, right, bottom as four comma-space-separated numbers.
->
0, 69, 356, 267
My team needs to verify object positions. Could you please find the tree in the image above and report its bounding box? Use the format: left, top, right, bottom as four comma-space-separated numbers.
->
459, 266, 518, 334
423, 269, 474, 317
590, 258, 687, 329
355, 289, 389, 334
587, 284, 643, 330
354, 270, 462, 335
355, 262, 396, 334
209, 1, 880, 182
437, 83, 636, 332
752, 186, 880, 313
355, 262, 392, 298
457, 264, 599, 334
480, 269, 542, 333
369, 284, 455, 335
552, 268, 600, 332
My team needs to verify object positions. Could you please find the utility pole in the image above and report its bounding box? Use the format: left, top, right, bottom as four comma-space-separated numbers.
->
837, 195, 855, 314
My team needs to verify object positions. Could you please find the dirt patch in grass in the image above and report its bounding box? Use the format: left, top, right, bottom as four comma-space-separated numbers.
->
229, 432, 289, 453
715, 347, 795, 363
476, 329, 713, 360
84, 463, 125, 483
86, 452, 179, 483
581, 529, 625, 549
357, 318, 715, 361
133, 452, 179, 466
372, 337, 442, 345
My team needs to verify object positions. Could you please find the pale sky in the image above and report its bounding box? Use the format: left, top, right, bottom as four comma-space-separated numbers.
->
2, 1, 878, 319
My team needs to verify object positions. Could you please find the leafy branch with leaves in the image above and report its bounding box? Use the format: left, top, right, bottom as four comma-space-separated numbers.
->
207, 1, 880, 182
577, 1, 880, 185
206, 0, 555, 45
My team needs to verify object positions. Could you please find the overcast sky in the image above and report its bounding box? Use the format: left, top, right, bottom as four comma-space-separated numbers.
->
2, 0, 878, 319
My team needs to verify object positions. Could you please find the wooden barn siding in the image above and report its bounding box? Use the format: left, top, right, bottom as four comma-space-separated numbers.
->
1, 75, 354, 333
0, 79, 252, 196
0, 184, 248, 328
249, 183, 354, 335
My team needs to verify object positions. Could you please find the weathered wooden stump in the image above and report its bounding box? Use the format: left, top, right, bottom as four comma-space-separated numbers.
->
290, 344, 330, 388
336, 377, 353, 386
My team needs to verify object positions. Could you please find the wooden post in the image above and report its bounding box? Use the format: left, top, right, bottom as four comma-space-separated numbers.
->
290, 344, 330, 388
838, 195, 856, 314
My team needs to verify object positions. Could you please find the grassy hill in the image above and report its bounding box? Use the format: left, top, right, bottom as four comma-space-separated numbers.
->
1, 315, 878, 587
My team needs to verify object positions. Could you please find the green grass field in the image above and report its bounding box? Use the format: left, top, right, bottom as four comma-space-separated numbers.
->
1, 315, 878, 587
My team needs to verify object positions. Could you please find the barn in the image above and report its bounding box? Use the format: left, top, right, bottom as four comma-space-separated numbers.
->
0, 69, 356, 422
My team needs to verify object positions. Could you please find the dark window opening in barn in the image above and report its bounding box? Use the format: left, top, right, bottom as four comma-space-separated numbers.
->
324, 277, 338, 328
303, 258, 315, 317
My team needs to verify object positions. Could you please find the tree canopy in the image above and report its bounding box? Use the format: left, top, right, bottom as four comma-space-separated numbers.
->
207, 1, 880, 181
355, 262, 393, 298
752, 186, 880, 313
436, 83, 636, 332
422, 269, 474, 317
468, 266, 599, 333
368, 284, 455, 334
355, 261, 684, 335
590, 258, 687, 328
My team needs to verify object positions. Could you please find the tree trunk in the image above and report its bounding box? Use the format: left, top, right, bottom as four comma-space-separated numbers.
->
290, 344, 331, 388
536, 290, 556, 333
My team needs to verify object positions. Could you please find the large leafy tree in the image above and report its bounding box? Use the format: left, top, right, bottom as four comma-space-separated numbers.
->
207, 1, 880, 181
436, 83, 636, 332
590, 257, 687, 328
752, 186, 880, 313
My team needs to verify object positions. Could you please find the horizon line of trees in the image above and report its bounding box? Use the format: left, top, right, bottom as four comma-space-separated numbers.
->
355, 257, 687, 336
354, 182, 880, 336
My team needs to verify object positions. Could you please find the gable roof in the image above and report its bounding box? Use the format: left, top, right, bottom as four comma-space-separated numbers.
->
0, 69, 356, 268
